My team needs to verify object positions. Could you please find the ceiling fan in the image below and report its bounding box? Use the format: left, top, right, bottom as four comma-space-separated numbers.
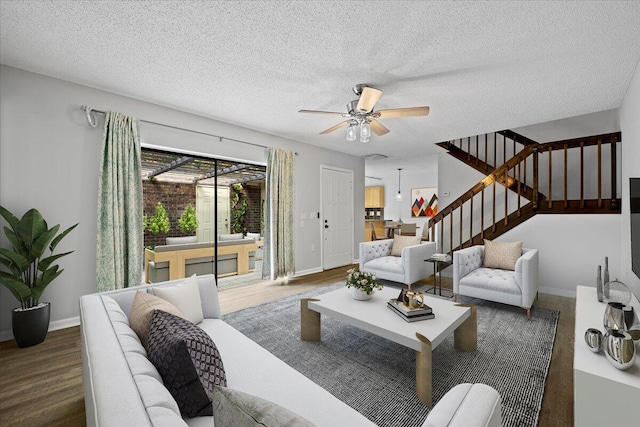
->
298, 84, 429, 143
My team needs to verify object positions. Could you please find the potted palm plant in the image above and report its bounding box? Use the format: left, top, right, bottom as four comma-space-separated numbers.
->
0, 206, 77, 347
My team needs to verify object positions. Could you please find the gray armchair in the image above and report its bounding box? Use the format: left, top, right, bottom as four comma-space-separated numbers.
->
359, 239, 436, 289
453, 245, 539, 319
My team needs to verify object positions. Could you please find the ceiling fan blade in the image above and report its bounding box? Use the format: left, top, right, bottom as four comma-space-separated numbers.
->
298, 109, 346, 115
376, 106, 430, 118
356, 87, 382, 113
320, 120, 350, 135
369, 119, 390, 136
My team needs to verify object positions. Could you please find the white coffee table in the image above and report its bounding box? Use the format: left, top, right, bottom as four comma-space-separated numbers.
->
301, 286, 477, 408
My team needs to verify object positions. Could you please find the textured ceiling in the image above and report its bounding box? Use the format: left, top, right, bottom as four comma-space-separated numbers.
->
1, 1, 640, 164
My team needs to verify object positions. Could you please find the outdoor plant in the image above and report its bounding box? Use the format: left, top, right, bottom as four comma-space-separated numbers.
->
178, 203, 199, 234
345, 268, 382, 295
148, 202, 170, 235
230, 183, 248, 234
0, 206, 78, 309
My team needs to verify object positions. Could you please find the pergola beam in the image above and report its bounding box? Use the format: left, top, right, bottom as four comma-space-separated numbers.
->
147, 156, 194, 179
193, 163, 251, 183
228, 173, 266, 185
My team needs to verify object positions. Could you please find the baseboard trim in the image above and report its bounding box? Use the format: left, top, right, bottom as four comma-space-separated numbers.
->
294, 267, 323, 277
539, 286, 576, 298
0, 316, 80, 343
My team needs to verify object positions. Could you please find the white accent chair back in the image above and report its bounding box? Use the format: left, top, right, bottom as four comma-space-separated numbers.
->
453, 245, 539, 319
359, 239, 436, 289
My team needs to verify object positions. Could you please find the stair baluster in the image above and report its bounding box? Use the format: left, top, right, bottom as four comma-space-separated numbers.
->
430, 131, 620, 253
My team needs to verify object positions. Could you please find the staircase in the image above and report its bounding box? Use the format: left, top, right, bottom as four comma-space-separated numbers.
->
427, 130, 621, 254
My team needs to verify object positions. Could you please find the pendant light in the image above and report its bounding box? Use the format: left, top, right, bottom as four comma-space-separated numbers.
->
396, 168, 403, 201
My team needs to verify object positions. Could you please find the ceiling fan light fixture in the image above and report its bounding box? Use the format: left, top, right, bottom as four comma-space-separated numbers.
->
346, 122, 357, 141
360, 121, 371, 138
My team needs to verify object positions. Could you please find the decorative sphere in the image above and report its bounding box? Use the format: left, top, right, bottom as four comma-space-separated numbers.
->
603, 279, 632, 305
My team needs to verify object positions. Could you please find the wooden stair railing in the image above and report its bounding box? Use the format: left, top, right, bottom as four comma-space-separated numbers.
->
427, 131, 621, 254
436, 129, 534, 173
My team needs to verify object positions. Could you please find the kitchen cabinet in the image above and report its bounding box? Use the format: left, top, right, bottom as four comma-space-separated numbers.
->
365, 186, 384, 208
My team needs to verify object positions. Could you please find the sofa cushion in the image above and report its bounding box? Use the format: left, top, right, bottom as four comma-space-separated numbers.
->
483, 239, 522, 271
148, 310, 227, 418
219, 233, 244, 241
153, 274, 204, 324
129, 291, 185, 349
459, 267, 521, 295
211, 386, 314, 427
391, 234, 421, 256
245, 232, 261, 240
166, 236, 198, 245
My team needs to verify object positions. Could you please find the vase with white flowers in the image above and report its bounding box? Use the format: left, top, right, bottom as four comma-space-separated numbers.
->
345, 268, 382, 301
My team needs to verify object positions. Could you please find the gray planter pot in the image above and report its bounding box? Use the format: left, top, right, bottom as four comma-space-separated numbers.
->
12, 302, 50, 348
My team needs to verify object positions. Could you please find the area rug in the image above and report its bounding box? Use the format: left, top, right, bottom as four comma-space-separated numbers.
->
223, 283, 559, 427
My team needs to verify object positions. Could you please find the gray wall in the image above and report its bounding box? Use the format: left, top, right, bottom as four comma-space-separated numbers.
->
0, 65, 364, 339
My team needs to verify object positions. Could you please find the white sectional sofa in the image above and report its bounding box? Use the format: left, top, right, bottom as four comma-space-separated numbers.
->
80, 274, 502, 427
79, 275, 376, 426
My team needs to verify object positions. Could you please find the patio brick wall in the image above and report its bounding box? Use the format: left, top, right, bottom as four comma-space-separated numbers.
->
244, 183, 263, 235
143, 181, 264, 247
143, 181, 196, 248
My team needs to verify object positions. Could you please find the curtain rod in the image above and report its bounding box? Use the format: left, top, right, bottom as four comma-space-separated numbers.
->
82, 105, 298, 154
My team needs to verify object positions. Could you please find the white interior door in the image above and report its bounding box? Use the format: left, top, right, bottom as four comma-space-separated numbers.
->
216, 187, 230, 235
196, 185, 230, 242
321, 166, 354, 270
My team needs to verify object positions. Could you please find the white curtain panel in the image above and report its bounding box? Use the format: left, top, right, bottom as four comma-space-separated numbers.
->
96, 111, 143, 291
263, 148, 295, 280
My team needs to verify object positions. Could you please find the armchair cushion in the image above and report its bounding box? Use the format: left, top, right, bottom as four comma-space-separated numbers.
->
364, 256, 404, 275
483, 239, 522, 270
391, 234, 421, 256
459, 268, 521, 295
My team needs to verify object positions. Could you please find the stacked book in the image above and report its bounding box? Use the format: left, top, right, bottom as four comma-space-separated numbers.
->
431, 253, 451, 262
387, 299, 434, 322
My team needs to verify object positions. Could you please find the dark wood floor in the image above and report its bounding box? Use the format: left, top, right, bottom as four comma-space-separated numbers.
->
0, 266, 575, 426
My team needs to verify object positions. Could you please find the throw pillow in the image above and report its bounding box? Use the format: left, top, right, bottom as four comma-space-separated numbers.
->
153, 274, 204, 324
390, 234, 421, 257
148, 310, 227, 418
483, 239, 523, 271
129, 290, 185, 349
212, 386, 315, 427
